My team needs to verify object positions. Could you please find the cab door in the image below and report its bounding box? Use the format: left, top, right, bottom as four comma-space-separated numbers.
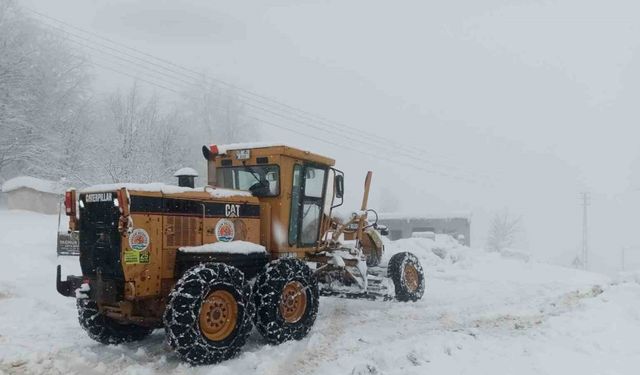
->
288, 164, 327, 248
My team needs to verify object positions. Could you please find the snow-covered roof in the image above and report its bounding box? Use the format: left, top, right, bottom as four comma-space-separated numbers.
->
378, 211, 472, 221
173, 167, 199, 177
1, 176, 65, 195
81, 183, 193, 194
80, 183, 252, 198
216, 142, 284, 154
179, 241, 266, 255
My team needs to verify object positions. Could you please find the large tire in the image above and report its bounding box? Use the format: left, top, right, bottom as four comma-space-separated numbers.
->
163, 263, 253, 365
252, 258, 319, 344
388, 252, 425, 302
77, 299, 153, 344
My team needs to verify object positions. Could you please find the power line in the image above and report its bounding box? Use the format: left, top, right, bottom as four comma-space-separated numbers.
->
87, 60, 481, 183
92, 60, 474, 180
28, 10, 492, 183
27, 9, 492, 185
26, 8, 489, 178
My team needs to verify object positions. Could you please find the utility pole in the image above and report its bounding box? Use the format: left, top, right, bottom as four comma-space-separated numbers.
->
581, 192, 591, 271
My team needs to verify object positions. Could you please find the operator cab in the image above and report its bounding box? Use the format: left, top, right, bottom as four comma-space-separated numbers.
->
202, 143, 344, 256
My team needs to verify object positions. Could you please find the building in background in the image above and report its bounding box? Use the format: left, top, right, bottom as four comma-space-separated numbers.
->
1, 176, 65, 214
378, 212, 471, 246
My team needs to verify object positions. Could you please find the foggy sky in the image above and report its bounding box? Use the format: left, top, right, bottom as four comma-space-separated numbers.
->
23, 0, 640, 273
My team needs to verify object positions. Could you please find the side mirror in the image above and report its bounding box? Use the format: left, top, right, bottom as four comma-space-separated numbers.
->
335, 174, 344, 199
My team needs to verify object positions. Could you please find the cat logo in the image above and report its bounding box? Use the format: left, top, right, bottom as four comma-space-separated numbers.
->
225, 204, 241, 218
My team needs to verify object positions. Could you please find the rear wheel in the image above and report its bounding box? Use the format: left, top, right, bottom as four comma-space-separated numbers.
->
77, 299, 153, 344
163, 263, 253, 365
388, 252, 425, 302
252, 258, 319, 344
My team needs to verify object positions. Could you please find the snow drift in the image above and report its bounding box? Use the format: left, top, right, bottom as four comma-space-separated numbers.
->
0, 210, 638, 375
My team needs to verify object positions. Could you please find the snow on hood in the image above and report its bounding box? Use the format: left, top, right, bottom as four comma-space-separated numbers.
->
179, 240, 266, 255
80, 183, 252, 198
204, 186, 252, 198
81, 183, 194, 194
1, 176, 65, 194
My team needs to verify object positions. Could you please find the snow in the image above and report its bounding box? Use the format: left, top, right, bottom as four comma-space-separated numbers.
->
215, 142, 284, 154
179, 241, 266, 255
411, 231, 436, 240
378, 211, 472, 221
204, 186, 252, 198
173, 167, 199, 177
81, 183, 194, 194
75, 283, 90, 299
1, 209, 639, 374
1, 176, 65, 194
80, 183, 252, 198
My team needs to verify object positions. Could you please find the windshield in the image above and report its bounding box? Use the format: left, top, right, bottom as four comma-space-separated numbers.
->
216, 165, 280, 197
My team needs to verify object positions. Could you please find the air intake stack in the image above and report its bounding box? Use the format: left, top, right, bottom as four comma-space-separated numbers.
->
174, 167, 198, 188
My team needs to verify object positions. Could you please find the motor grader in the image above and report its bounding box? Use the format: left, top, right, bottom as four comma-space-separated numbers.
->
56, 143, 425, 365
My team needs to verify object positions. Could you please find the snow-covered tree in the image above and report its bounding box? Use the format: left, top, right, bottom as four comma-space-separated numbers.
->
184, 81, 258, 144
0, 0, 258, 187
487, 209, 522, 252
0, 0, 91, 182
93, 85, 188, 183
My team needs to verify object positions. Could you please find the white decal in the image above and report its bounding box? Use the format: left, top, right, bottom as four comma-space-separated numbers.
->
225, 204, 241, 218
85, 192, 113, 203
215, 219, 235, 242
128, 228, 150, 251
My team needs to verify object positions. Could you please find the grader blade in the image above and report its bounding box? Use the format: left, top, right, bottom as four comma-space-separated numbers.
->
318, 289, 394, 301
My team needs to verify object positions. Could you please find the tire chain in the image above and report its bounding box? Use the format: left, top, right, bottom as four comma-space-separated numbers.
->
77, 299, 153, 344
252, 258, 319, 344
388, 252, 426, 302
163, 262, 253, 365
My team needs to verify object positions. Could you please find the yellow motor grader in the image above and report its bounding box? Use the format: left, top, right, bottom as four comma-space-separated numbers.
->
57, 143, 425, 365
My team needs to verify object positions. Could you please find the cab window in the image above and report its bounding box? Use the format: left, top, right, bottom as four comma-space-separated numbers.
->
216, 165, 280, 196
288, 165, 303, 245
289, 164, 327, 247
300, 167, 326, 245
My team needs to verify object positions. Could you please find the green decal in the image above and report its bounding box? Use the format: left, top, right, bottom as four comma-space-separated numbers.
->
124, 250, 139, 264
139, 251, 150, 264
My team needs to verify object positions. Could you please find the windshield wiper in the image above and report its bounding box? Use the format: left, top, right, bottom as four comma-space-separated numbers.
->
242, 162, 263, 185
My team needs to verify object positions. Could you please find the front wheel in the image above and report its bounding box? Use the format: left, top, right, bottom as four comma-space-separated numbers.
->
252, 258, 319, 344
163, 263, 253, 365
77, 299, 153, 344
388, 252, 425, 302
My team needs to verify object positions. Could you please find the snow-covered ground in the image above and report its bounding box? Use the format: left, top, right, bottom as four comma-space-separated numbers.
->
1, 210, 639, 374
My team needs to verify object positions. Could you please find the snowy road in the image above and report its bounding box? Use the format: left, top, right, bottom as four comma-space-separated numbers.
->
1, 210, 639, 375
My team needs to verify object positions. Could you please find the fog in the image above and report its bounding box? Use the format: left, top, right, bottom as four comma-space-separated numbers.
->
21, 0, 640, 273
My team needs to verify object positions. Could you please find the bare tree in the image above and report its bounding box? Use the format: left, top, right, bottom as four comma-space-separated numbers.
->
94, 84, 188, 183
0, 0, 257, 187
0, 0, 91, 182
487, 209, 522, 252
184, 80, 258, 144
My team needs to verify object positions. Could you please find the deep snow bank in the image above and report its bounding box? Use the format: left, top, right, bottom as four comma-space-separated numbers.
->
0, 210, 638, 375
